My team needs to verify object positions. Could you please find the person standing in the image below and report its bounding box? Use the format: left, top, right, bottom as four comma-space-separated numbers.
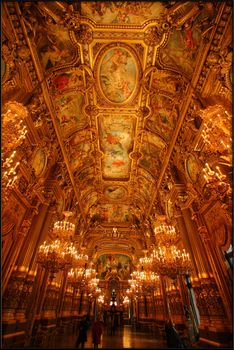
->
76, 315, 90, 348
165, 319, 186, 348
92, 317, 103, 348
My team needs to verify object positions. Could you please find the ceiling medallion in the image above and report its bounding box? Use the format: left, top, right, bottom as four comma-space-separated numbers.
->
95, 43, 140, 105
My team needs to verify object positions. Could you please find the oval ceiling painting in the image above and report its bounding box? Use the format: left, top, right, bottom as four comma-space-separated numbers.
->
99, 47, 138, 104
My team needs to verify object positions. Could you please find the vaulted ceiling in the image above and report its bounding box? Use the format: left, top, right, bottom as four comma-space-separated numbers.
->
4, 1, 229, 258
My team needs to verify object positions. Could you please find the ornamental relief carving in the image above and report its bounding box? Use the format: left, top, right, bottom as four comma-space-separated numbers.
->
203, 202, 231, 250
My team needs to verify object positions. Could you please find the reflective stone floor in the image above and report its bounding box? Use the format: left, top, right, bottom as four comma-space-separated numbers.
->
49, 325, 167, 349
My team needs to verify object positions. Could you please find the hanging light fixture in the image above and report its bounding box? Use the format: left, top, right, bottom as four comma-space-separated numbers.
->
37, 238, 80, 277
37, 239, 67, 276
73, 247, 88, 267
82, 268, 97, 288
53, 211, 76, 239
97, 294, 105, 304
127, 278, 142, 297
151, 245, 192, 279
123, 296, 130, 305
151, 222, 193, 279
2, 101, 28, 154
68, 267, 86, 289
37, 210, 81, 277
2, 102, 28, 202
139, 271, 160, 293
139, 256, 153, 271
2, 151, 20, 189
154, 223, 179, 246
131, 267, 159, 294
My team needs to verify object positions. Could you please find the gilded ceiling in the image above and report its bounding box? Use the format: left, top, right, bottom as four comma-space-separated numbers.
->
4, 1, 230, 247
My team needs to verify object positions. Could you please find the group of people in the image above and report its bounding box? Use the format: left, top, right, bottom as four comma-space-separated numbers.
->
75, 315, 102, 349
76, 314, 187, 349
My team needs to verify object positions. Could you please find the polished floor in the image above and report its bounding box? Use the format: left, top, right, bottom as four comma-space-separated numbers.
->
43, 325, 167, 349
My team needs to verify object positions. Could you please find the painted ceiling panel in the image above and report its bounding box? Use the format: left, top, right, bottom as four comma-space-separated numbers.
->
81, 2, 167, 25
96, 254, 133, 280
158, 4, 217, 77
22, 1, 221, 230
89, 203, 132, 225
98, 114, 136, 180
147, 94, 180, 142
104, 185, 128, 202
99, 47, 138, 104
35, 23, 77, 70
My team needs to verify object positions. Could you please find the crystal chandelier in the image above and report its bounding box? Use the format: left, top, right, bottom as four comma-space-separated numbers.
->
37, 238, 79, 277
74, 253, 88, 267
139, 256, 153, 271
62, 241, 80, 268
151, 222, 192, 279
97, 294, 105, 304
2, 101, 28, 153
68, 267, 86, 289
126, 288, 133, 299
37, 239, 67, 275
2, 151, 20, 189
202, 163, 227, 184
87, 277, 100, 298
202, 162, 231, 207
89, 287, 101, 299
2, 102, 28, 201
154, 223, 179, 246
89, 277, 99, 290
151, 245, 192, 279
82, 268, 97, 289
53, 211, 76, 239
200, 111, 232, 157
127, 278, 142, 297
123, 296, 130, 305
131, 269, 159, 293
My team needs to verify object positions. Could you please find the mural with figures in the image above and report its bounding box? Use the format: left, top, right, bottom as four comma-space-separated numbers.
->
70, 143, 94, 172
99, 115, 136, 179
151, 70, 182, 96
99, 47, 137, 103
139, 133, 167, 177
19, 0, 219, 229
53, 91, 87, 130
146, 95, 179, 141
35, 23, 75, 70
104, 186, 127, 201
89, 204, 132, 225
160, 28, 200, 77
96, 254, 134, 280
48, 69, 88, 136
81, 2, 166, 25
159, 4, 216, 77
49, 70, 84, 95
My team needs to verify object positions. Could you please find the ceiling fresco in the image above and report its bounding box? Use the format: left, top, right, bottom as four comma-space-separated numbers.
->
96, 254, 134, 280
98, 47, 138, 104
35, 22, 77, 70
98, 114, 136, 180
25, 1, 219, 230
81, 2, 167, 25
